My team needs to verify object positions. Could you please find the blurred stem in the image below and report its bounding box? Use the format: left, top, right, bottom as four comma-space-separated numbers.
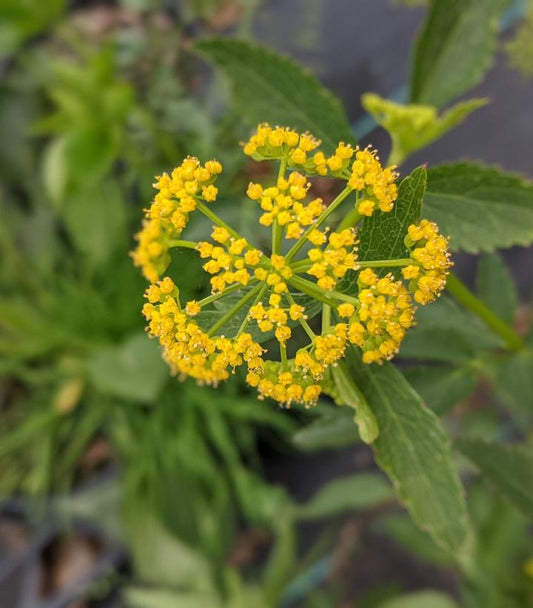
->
168, 239, 198, 250
446, 272, 523, 351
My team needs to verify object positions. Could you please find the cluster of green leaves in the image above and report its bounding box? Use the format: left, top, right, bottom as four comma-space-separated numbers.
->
3, 0, 533, 606
194, 0, 533, 604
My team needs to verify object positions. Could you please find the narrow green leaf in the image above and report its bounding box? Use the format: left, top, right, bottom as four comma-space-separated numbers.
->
295, 473, 393, 521
362, 93, 487, 165
88, 332, 168, 402
327, 363, 379, 444
410, 0, 504, 108
403, 365, 477, 414
195, 38, 356, 154
424, 163, 533, 253
477, 253, 518, 325
456, 438, 533, 519
345, 348, 473, 559
379, 591, 458, 608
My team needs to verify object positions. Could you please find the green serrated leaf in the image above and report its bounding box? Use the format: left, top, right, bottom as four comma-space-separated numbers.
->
327, 363, 378, 444
424, 163, 533, 253
195, 38, 356, 154
410, 0, 505, 108
362, 93, 487, 166
345, 348, 473, 559
359, 166, 426, 264
403, 365, 477, 414
294, 473, 393, 521
477, 253, 518, 325
456, 438, 533, 519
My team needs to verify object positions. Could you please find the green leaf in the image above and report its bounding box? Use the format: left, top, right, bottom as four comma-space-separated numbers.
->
477, 253, 518, 325
456, 438, 533, 519
381, 514, 454, 567
400, 297, 503, 363
195, 38, 356, 154
295, 473, 393, 521
358, 166, 426, 265
410, 0, 504, 108
424, 163, 533, 253
403, 365, 477, 414
88, 332, 168, 402
379, 591, 458, 608
291, 407, 359, 451
125, 512, 214, 591
362, 93, 487, 165
327, 363, 379, 444
61, 180, 127, 266
486, 349, 533, 410
345, 348, 473, 559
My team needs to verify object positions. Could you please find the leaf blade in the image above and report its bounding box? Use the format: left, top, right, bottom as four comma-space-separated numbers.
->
456, 438, 533, 518
345, 348, 473, 559
424, 163, 533, 253
195, 38, 356, 154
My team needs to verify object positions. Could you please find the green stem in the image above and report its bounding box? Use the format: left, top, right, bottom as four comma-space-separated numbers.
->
235, 283, 268, 336
288, 276, 339, 308
196, 200, 245, 241
291, 257, 412, 273
168, 239, 198, 250
285, 186, 353, 262
358, 258, 412, 268
322, 304, 331, 333
280, 342, 288, 369
284, 291, 317, 341
206, 284, 262, 337
272, 158, 287, 255
446, 273, 523, 351
199, 282, 246, 306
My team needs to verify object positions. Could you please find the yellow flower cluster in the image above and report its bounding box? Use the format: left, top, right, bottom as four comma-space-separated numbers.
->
247, 172, 324, 238
197, 227, 263, 293
143, 278, 264, 385
402, 220, 452, 304
131, 218, 172, 283
131, 157, 222, 281
306, 228, 358, 290
243, 126, 398, 217
133, 123, 451, 409
249, 292, 305, 344
347, 148, 398, 215
243, 123, 321, 168
344, 269, 415, 363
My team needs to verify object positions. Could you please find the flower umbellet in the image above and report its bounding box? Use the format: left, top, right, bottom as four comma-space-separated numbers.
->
132, 123, 452, 407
